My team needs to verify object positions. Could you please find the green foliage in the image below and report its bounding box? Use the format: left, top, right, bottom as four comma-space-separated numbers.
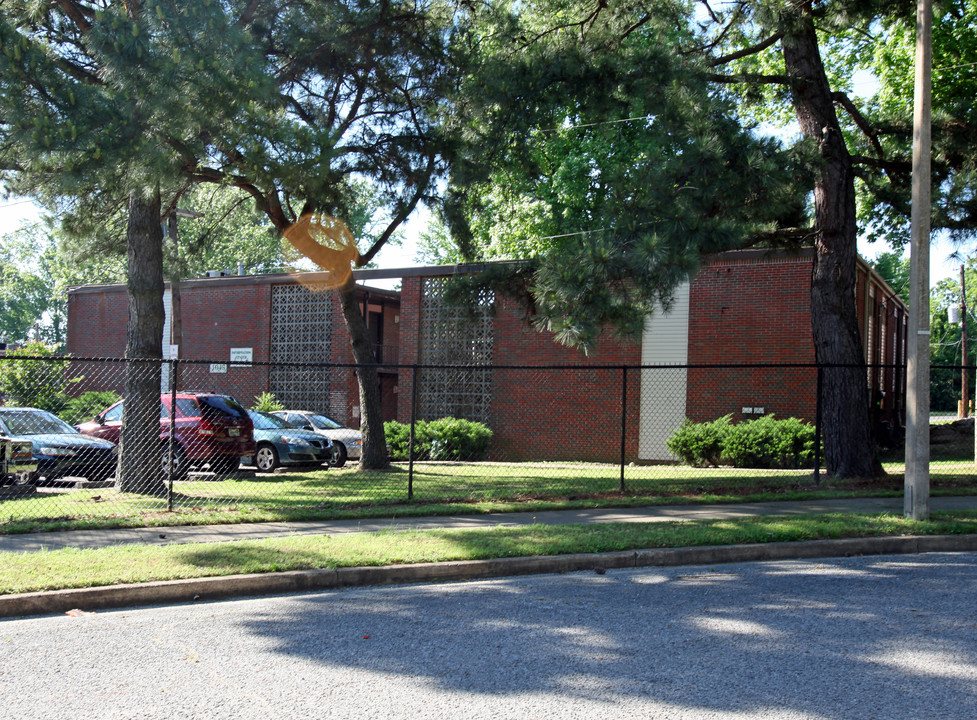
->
0, 0, 275, 233
847, 1, 977, 245
251, 392, 285, 413
666, 415, 733, 468
446, 0, 810, 351
427, 418, 494, 461
668, 415, 815, 470
869, 251, 911, 306
0, 235, 50, 346
415, 217, 469, 265
0, 221, 126, 349
60, 391, 122, 426
927, 255, 977, 411
0, 341, 70, 413
385, 417, 493, 461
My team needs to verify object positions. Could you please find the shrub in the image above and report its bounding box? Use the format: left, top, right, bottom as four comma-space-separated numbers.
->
60, 390, 122, 425
384, 417, 493, 461
426, 417, 493, 460
252, 392, 285, 412
666, 415, 732, 467
667, 414, 815, 469
384, 420, 417, 460
721, 415, 815, 469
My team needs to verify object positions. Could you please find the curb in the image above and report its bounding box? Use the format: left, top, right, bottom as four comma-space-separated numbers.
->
2, 534, 976, 619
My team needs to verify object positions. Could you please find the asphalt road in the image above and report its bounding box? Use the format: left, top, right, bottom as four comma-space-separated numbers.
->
3, 552, 976, 719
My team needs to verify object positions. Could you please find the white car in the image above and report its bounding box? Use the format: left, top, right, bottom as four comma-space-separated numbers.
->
271, 410, 362, 468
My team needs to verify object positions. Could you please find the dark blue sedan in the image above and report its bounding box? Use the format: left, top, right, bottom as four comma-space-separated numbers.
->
0, 407, 117, 483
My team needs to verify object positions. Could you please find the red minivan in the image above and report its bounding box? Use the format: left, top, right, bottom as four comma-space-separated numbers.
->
79, 393, 255, 477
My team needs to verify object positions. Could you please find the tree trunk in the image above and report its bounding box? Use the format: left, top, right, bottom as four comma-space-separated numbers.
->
782, 11, 885, 479
337, 275, 390, 470
118, 189, 167, 495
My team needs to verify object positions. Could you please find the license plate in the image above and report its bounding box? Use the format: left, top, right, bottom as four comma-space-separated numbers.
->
228, 428, 240, 437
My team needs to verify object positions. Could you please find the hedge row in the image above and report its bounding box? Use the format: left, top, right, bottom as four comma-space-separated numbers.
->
666, 414, 816, 469
385, 417, 493, 461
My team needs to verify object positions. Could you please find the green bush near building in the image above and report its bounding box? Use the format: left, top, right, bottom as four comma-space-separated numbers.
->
385, 417, 493, 461
668, 414, 815, 469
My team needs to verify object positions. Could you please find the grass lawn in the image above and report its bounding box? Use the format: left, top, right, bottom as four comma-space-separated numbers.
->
0, 457, 975, 535
2, 510, 976, 595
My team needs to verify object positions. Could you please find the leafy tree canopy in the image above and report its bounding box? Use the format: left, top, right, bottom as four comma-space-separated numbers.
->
443, 0, 810, 349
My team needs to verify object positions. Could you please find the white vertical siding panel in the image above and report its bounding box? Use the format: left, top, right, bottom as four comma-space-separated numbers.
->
161, 289, 172, 392
638, 281, 690, 461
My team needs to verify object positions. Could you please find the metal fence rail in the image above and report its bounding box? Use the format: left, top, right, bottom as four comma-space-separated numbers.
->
0, 354, 971, 527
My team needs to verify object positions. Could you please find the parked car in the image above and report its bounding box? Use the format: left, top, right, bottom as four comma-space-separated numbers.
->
243, 410, 333, 472
0, 407, 116, 484
78, 393, 254, 478
0, 435, 37, 486
271, 410, 362, 468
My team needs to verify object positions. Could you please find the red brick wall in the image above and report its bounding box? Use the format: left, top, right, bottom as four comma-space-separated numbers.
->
67, 255, 907, 462
686, 253, 818, 425
394, 278, 423, 421
177, 282, 272, 404
489, 294, 641, 462
67, 287, 128, 358
66, 287, 130, 395
396, 276, 642, 462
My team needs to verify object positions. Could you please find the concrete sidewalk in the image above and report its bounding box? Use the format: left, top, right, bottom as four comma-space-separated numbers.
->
3, 495, 977, 554
2, 495, 976, 619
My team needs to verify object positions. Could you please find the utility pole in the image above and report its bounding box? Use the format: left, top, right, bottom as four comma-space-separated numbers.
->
905, 0, 932, 521
962, 264, 969, 418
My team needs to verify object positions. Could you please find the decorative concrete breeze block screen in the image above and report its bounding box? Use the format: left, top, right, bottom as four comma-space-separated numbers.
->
418, 276, 494, 423
269, 282, 335, 414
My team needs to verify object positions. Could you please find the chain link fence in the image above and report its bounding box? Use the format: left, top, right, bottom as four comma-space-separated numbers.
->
0, 355, 972, 528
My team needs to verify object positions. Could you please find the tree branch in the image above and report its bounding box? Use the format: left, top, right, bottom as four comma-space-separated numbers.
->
832, 92, 885, 159
55, 0, 93, 33
238, 0, 261, 28
357, 152, 437, 267
706, 72, 791, 86
849, 155, 912, 174
710, 32, 783, 66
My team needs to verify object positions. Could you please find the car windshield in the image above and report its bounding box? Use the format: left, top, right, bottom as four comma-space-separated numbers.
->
248, 411, 293, 430
0, 409, 75, 436
307, 414, 342, 430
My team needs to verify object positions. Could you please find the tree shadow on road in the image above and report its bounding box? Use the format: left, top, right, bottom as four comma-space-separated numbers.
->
218, 553, 977, 718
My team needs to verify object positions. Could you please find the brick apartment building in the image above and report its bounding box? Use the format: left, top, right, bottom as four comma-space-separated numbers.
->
66, 248, 906, 463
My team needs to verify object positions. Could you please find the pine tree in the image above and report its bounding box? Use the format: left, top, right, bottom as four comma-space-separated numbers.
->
0, 1, 273, 492
180, 0, 460, 469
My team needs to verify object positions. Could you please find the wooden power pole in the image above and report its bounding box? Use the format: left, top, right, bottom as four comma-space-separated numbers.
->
905, 0, 932, 521
962, 264, 969, 418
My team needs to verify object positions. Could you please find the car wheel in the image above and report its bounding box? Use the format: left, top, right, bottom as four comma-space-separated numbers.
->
161, 444, 188, 480
254, 444, 279, 472
328, 441, 347, 468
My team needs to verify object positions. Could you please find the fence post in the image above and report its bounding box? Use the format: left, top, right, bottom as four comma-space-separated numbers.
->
167, 358, 178, 511
408, 364, 418, 500
814, 364, 823, 485
620, 365, 628, 492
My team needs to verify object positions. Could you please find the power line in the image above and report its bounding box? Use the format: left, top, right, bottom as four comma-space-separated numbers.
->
541, 114, 655, 133
0, 198, 39, 208
935, 60, 977, 72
